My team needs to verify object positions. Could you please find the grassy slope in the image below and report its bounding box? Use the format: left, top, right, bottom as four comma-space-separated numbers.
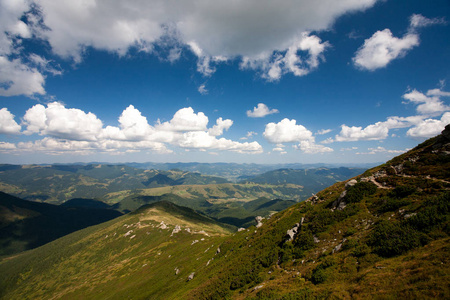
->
0, 201, 233, 300
184, 133, 450, 299
0, 192, 122, 256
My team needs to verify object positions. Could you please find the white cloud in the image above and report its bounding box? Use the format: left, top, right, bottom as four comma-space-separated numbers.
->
157, 107, 209, 132
356, 146, 408, 155
12, 102, 263, 155
402, 88, 450, 115
317, 128, 332, 135
409, 14, 446, 30
0, 108, 21, 134
0, 0, 380, 87
335, 122, 390, 142
407, 112, 450, 138
240, 131, 257, 140
353, 29, 419, 71
198, 84, 208, 95
334, 115, 428, 142
263, 118, 313, 143
247, 103, 279, 118
353, 14, 444, 71
22, 102, 103, 141
208, 117, 233, 136
294, 140, 333, 154
241, 33, 329, 81
0, 57, 46, 97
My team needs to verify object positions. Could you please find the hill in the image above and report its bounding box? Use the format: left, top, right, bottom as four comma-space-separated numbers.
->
0, 201, 233, 299
0, 165, 229, 204
239, 167, 366, 193
1, 128, 448, 299
0, 192, 122, 256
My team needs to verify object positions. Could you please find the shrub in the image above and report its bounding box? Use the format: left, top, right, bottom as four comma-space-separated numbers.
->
345, 181, 377, 204
392, 185, 416, 198
368, 220, 422, 257
378, 197, 411, 213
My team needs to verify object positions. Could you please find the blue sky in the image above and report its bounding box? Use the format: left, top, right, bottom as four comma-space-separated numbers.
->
0, 0, 449, 165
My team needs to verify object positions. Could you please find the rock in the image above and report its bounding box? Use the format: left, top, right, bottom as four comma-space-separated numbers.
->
313, 236, 320, 243
286, 223, 300, 242
187, 272, 195, 281
158, 221, 168, 230
331, 190, 347, 211
238, 227, 246, 232
171, 225, 181, 236
345, 179, 358, 188
216, 247, 221, 254
174, 268, 180, 275
255, 216, 264, 228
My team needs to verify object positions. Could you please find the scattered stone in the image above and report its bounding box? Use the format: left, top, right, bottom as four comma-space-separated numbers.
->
238, 228, 246, 232
187, 272, 195, 281
124, 230, 133, 237
313, 236, 320, 243
191, 240, 199, 245
129, 235, 136, 239
174, 267, 180, 275
216, 247, 221, 254
255, 216, 264, 228
253, 284, 264, 291
158, 221, 168, 230
171, 225, 181, 236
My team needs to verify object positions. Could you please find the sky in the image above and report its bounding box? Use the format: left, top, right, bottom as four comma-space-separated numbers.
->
0, 0, 449, 165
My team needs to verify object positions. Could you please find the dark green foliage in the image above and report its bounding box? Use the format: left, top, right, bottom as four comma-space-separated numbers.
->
294, 229, 315, 251
392, 185, 416, 198
344, 181, 377, 204
377, 197, 412, 213
307, 204, 359, 234
310, 257, 336, 284
407, 192, 449, 233
368, 220, 423, 257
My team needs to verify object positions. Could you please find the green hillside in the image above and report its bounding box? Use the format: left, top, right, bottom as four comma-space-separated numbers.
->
0, 192, 122, 256
0, 201, 233, 299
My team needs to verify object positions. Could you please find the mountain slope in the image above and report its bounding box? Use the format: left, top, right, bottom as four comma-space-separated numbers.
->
0, 201, 233, 299
184, 126, 450, 299
0, 192, 122, 256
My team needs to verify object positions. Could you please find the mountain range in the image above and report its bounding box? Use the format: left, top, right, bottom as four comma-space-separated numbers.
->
0, 127, 449, 299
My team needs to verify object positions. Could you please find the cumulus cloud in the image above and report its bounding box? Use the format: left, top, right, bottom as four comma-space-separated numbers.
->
10, 102, 263, 155
157, 107, 209, 132
263, 118, 313, 143
0, 108, 21, 134
407, 112, 450, 138
208, 118, 233, 136
352, 29, 419, 71
402, 88, 450, 115
23, 102, 103, 141
263, 118, 332, 154
247, 103, 279, 118
353, 14, 443, 71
